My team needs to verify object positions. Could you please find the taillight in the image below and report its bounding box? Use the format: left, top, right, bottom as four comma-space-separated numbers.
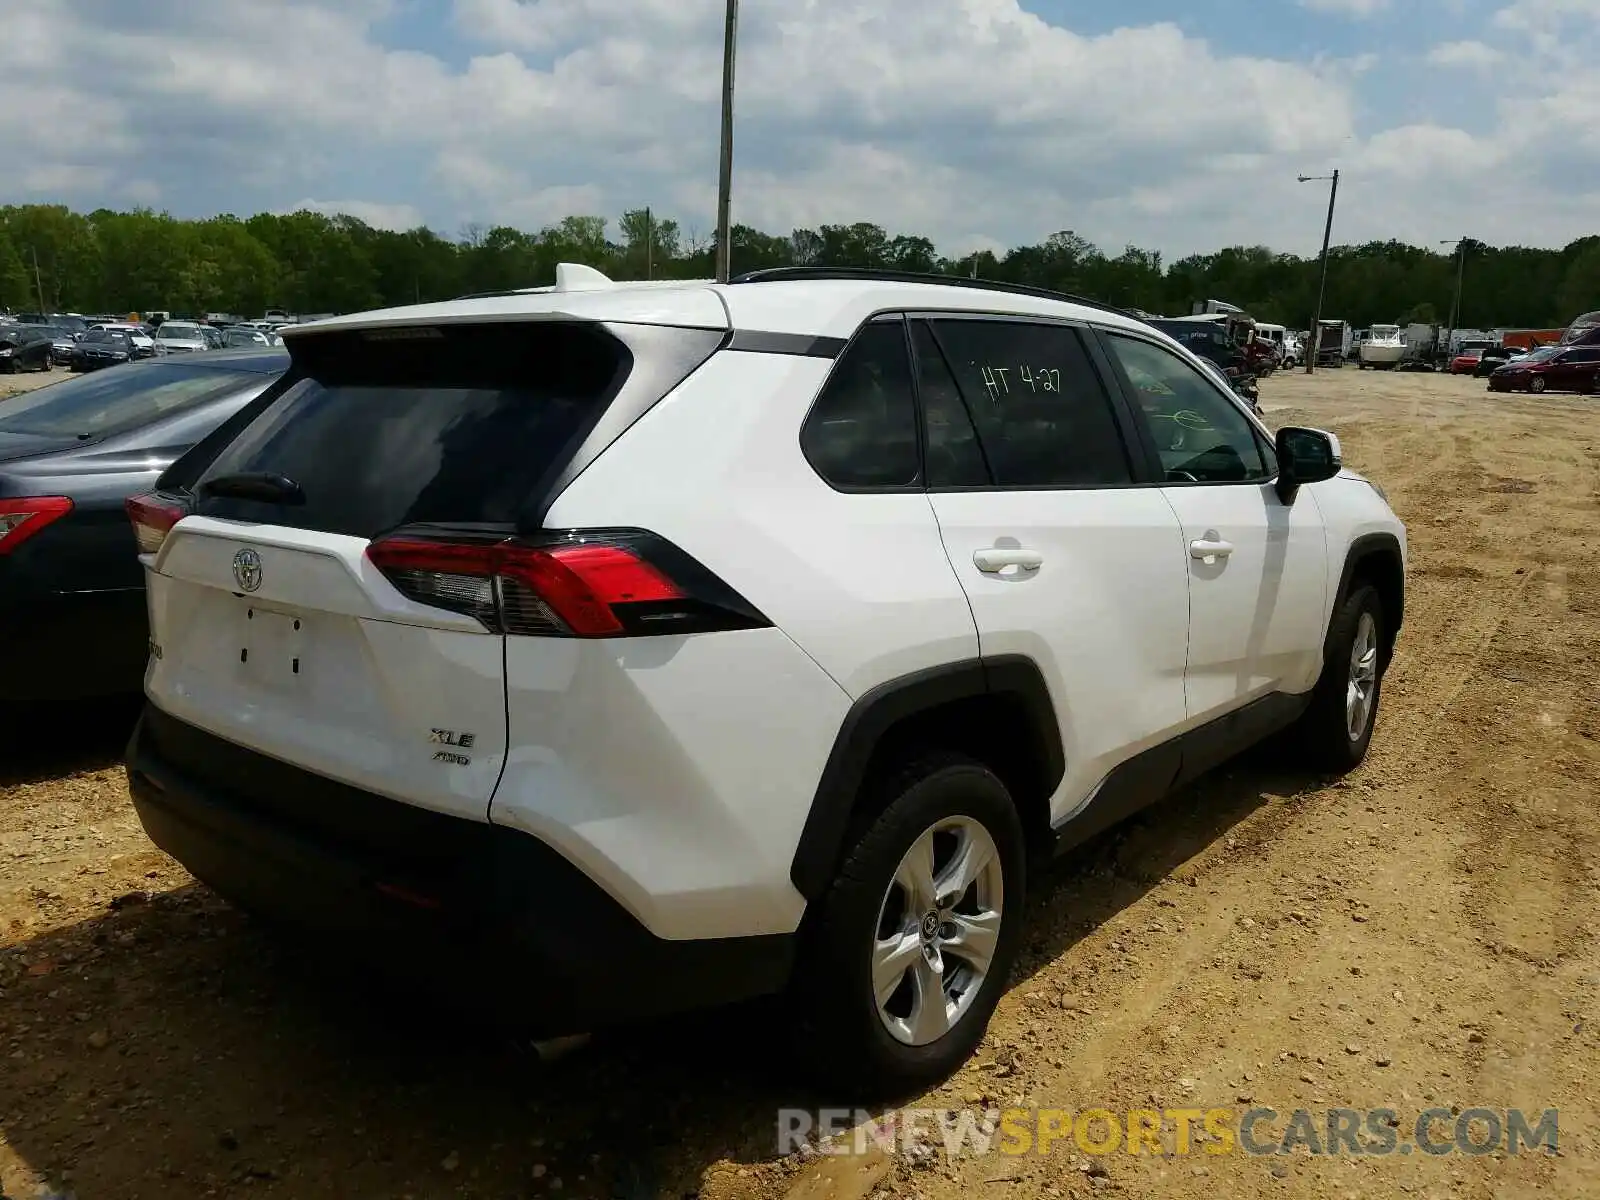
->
125, 492, 189, 555
0, 496, 73, 555
365, 529, 768, 638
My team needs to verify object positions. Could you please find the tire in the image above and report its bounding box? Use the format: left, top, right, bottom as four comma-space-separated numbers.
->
790, 755, 1027, 1099
1291, 585, 1385, 773
1529, 376, 1547, 393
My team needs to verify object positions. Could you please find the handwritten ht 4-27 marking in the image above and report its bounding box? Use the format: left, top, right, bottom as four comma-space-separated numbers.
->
980, 365, 1062, 399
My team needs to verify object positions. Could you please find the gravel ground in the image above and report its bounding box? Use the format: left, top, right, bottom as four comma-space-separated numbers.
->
0, 363, 69, 400
2, 368, 1597, 1200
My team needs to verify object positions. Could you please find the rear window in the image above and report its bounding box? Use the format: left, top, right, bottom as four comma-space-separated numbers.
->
191, 322, 631, 538
0, 363, 261, 440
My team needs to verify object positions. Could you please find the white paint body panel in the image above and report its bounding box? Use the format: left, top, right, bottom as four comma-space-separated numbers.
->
925, 488, 1191, 822
143, 517, 507, 824
546, 350, 982, 697
1159, 482, 1330, 718
495, 627, 850, 940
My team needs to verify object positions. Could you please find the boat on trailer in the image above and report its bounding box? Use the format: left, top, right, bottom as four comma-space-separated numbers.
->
1358, 324, 1406, 369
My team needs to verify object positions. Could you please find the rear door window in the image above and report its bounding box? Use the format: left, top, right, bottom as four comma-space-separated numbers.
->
924, 319, 1134, 488
191, 322, 632, 537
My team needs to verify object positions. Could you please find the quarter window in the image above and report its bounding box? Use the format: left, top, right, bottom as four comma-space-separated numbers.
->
800, 320, 920, 489
926, 320, 1133, 488
1104, 334, 1273, 485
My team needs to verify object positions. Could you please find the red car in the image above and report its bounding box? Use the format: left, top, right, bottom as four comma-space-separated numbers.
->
1449, 348, 1484, 374
1486, 344, 1600, 394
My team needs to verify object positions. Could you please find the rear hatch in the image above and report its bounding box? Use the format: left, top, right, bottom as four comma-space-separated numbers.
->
140, 318, 724, 823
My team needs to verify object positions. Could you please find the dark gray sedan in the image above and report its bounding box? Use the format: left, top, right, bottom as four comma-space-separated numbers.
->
0, 349, 288, 702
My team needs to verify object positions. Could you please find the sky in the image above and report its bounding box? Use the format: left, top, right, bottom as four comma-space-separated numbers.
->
1, 0, 1596, 260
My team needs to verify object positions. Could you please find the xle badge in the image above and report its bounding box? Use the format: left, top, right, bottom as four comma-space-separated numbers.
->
429, 727, 475, 766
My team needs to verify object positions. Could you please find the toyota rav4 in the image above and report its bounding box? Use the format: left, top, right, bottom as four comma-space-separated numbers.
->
122, 266, 1405, 1095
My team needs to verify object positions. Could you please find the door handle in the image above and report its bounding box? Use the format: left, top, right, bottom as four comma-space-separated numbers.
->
973, 547, 1044, 573
1189, 538, 1235, 564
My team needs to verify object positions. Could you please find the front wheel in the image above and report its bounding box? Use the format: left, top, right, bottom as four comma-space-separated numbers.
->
1290, 585, 1385, 773
1530, 376, 1547, 393
790, 756, 1027, 1098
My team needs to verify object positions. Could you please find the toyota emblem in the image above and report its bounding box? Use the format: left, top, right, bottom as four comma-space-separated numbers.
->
232, 547, 263, 593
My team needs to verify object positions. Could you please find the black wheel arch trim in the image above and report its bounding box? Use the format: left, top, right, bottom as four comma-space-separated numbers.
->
1329, 532, 1405, 662
788, 654, 1064, 902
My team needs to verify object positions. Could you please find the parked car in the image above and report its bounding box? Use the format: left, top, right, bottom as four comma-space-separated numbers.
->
0, 349, 288, 705
1473, 346, 1527, 377
1486, 344, 1600, 394
121, 267, 1406, 1094
1449, 348, 1484, 374
153, 320, 210, 355
71, 328, 140, 371
41, 326, 82, 367
0, 324, 55, 373
89, 323, 157, 358
200, 325, 224, 350
221, 326, 273, 349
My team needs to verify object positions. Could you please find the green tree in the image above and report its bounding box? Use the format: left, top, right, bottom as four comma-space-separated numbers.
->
0, 229, 32, 310
0, 200, 1592, 329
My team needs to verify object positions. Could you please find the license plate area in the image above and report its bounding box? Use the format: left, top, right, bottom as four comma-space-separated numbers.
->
237, 602, 307, 691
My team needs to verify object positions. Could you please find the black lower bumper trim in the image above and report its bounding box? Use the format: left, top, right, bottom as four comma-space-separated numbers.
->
125, 706, 794, 1034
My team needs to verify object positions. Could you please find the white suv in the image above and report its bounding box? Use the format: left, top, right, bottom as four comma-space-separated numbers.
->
123, 266, 1405, 1094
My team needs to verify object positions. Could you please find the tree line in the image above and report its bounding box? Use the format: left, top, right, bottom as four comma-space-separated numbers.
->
2, 203, 1597, 332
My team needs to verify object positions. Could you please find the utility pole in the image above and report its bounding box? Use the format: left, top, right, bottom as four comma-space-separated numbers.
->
645, 206, 653, 280
1439, 238, 1468, 359
1297, 170, 1339, 375
31, 246, 46, 313
713, 0, 739, 283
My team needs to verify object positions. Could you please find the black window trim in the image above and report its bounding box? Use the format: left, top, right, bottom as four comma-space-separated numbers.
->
906, 310, 1157, 493
1088, 323, 1281, 490
797, 312, 926, 496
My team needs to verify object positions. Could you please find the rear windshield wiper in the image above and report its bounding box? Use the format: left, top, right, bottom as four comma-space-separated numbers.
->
198, 472, 306, 505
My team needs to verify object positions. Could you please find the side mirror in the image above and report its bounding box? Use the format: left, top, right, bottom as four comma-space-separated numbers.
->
1275, 426, 1341, 503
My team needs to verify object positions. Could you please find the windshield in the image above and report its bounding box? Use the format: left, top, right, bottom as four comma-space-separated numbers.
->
158, 324, 203, 339
1523, 346, 1561, 362
0, 363, 260, 440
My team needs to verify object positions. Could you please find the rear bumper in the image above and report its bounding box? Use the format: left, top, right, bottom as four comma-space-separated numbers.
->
125, 705, 795, 1034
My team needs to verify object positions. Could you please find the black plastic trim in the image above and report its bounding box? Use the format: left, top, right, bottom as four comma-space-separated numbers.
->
125, 706, 795, 1032
1049, 690, 1312, 856
725, 329, 847, 358
789, 655, 1064, 902
1330, 532, 1405, 659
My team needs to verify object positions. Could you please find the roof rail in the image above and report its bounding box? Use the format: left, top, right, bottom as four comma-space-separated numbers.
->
725, 266, 1142, 319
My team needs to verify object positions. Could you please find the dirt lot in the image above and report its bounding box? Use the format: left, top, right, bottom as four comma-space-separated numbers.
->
2, 368, 1597, 1200
0, 364, 68, 400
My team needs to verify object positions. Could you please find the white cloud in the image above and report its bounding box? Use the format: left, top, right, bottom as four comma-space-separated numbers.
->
0, 0, 1595, 263
1298, 0, 1390, 16
1427, 40, 1503, 67
287, 200, 427, 230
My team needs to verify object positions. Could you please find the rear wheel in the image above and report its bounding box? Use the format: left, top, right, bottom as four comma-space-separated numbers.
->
1291, 585, 1385, 773
790, 755, 1026, 1098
